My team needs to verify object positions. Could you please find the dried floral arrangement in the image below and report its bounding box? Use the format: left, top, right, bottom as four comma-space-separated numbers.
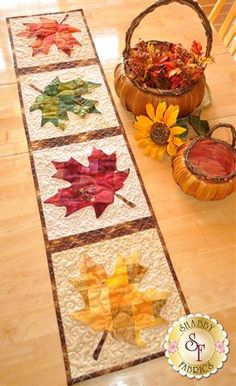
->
127, 40, 214, 90
114, 0, 214, 117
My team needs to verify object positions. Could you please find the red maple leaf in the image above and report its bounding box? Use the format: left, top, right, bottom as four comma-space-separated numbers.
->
18, 16, 81, 56
44, 148, 130, 218
191, 40, 203, 56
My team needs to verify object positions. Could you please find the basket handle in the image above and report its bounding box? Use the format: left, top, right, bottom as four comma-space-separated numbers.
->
206, 123, 236, 148
123, 0, 213, 60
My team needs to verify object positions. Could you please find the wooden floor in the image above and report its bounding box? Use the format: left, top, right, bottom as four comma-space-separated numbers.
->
0, 1, 235, 386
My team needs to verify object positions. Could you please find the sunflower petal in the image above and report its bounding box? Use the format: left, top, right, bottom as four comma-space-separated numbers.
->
155, 101, 167, 122
164, 105, 179, 127
134, 117, 153, 131
134, 127, 151, 138
143, 144, 153, 155
171, 125, 187, 135
156, 101, 167, 122
155, 145, 166, 160
173, 136, 183, 146
150, 146, 159, 158
134, 131, 150, 140
137, 139, 151, 148
136, 115, 153, 126
167, 142, 177, 156
134, 121, 143, 130
146, 104, 155, 121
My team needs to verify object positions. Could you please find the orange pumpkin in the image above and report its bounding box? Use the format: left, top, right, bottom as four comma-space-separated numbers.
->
114, 0, 213, 117
114, 63, 206, 117
172, 124, 236, 200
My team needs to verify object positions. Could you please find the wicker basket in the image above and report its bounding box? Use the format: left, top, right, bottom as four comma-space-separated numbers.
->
172, 124, 236, 200
114, 0, 213, 117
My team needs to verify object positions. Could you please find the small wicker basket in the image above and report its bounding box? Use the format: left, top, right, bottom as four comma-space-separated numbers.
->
172, 124, 236, 200
114, 0, 213, 117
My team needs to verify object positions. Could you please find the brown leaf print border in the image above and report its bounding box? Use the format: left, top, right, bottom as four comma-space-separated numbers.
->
7, 9, 190, 385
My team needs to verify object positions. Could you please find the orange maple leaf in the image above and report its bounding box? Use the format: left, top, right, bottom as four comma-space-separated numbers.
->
70, 250, 169, 360
18, 16, 81, 56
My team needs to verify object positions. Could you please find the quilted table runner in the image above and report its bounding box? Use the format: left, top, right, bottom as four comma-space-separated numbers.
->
7, 9, 189, 385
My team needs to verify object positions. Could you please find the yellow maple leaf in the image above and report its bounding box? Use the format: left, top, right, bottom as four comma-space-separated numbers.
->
70, 250, 169, 359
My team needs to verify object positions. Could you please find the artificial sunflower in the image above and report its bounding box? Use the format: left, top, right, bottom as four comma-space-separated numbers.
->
134, 102, 187, 160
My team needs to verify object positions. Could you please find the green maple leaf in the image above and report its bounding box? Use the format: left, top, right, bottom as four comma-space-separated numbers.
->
30, 77, 101, 130
189, 115, 210, 136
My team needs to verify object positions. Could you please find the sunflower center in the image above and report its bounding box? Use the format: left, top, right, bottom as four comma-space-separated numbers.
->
150, 122, 170, 145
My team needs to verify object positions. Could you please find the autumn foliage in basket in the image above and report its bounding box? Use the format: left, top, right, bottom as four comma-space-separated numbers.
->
127, 40, 214, 90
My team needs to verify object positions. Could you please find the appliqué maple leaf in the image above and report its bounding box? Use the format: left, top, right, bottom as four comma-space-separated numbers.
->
70, 250, 169, 360
18, 16, 81, 56
44, 148, 131, 218
30, 77, 101, 129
